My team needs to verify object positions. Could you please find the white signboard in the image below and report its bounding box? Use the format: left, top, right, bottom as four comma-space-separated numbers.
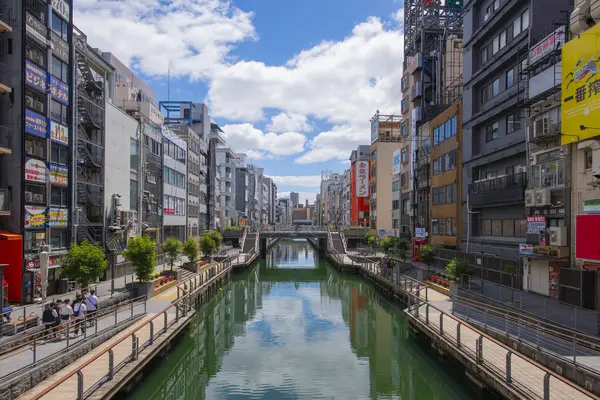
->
143, 102, 164, 126
371, 119, 378, 143
529, 26, 565, 66
24, 158, 48, 183
392, 149, 401, 175
52, 0, 70, 21
415, 227, 427, 238
356, 160, 369, 198
50, 120, 68, 145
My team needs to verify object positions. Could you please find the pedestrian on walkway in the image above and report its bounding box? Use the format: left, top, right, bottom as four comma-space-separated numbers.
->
41, 303, 58, 338
85, 290, 98, 326
72, 298, 86, 336
60, 299, 73, 324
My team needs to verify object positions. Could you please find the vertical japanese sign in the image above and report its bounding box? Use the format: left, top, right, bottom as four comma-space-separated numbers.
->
356, 160, 369, 197
49, 75, 69, 104
25, 61, 47, 92
371, 119, 378, 143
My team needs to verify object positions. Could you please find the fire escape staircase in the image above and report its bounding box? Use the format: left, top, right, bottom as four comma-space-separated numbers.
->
75, 209, 103, 244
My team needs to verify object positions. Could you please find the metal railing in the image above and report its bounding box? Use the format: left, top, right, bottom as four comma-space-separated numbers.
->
28, 262, 232, 400
177, 256, 234, 299
406, 293, 599, 400
452, 296, 600, 377
468, 171, 527, 194
0, 296, 147, 382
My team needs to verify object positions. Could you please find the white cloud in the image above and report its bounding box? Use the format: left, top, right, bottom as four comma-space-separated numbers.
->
74, 0, 256, 79
267, 113, 312, 133
221, 123, 307, 157
267, 175, 321, 188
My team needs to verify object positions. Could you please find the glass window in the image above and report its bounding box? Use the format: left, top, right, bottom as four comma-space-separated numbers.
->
486, 122, 499, 142
521, 9, 529, 30
401, 147, 407, 162
51, 12, 68, 41
507, 113, 520, 133
481, 47, 488, 64
499, 30, 507, 49
25, 184, 46, 204
492, 78, 500, 96
434, 128, 439, 145
51, 100, 68, 125
24, 135, 46, 158
492, 36, 499, 55
532, 158, 565, 189
24, 231, 46, 252
51, 187, 68, 207
51, 143, 68, 165
445, 120, 452, 139
432, 219, 440, 235
50, 229, 68, 250
506, 67, 514, 87
452, 116, 457, 136
492, 220, 503, 236
481, 219, 492, 236
513, 16, 522, 37
52, 56, 69, 83
515, 219, 527, 237
585, 150, 593, 169
130, 139, 139, 172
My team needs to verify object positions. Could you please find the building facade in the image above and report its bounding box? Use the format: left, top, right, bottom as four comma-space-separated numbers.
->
349, 146, 370, 227
163, 126, 187, 241
216, 146, 237, 228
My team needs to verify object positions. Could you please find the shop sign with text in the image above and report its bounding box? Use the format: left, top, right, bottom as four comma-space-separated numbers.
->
49, 163, 68, 186
526, 215, 547, 234
25, 12, 47, 46
24, 157, 48, 183
50, 76, 69, 104
25, 61, 47, 92
356, 160, 369, 197
25, 109, 48, 138
25, 206, 47, 229
51, 32, 69, 63
50, 120, 69, 145
52, 0, 70, 21
48, 207, 68, 227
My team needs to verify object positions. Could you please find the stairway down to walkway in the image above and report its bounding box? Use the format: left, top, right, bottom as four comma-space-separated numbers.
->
242, 233, 257, 253
331, 232, 346, 254
179, 268, 196, 282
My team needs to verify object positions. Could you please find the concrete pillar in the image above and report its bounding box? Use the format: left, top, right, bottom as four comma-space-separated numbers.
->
318, 238, 327, 256
260, 238, 267, 256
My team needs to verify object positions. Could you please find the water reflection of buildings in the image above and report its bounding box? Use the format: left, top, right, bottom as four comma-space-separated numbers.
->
268, 240, 316, 268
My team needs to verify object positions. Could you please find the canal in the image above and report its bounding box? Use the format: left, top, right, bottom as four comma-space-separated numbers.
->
124, 239, 483, 400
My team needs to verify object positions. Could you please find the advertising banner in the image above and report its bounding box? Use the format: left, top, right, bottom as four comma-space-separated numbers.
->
526, 215, 547, 234
51, 32, 69, 63
370, 119, 378, 143
24, 157, 48, 183
25, 206, 47, 229
356, 160, 369, 197
50, 75, 69, 104
26, 12, 47, 45
392, 149, 401, 175
561, 23, 600, 144
48, 207, 68, 227
144, 123, 161, 142
530, 26, 565, 66
25, 61, 47, 92
50, 120, 69, 145
49, 162, 68, 186
25, 109, 48, 138
519, 244, 534, 256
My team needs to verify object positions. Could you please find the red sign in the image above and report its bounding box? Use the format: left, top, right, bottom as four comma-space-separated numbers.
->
576, 214, 600, 262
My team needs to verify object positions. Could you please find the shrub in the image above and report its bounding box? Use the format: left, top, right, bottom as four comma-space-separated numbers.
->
60, 241, 108, 287
199, 234, 217, 257
208, 230, 222, 249
123, 235, 156, 283
420, 245, 436, 264
182, 238, 199, 263
445, 257, 472, 279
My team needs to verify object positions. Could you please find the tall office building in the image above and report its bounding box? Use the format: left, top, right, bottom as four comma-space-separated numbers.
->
290, 191, 299, 208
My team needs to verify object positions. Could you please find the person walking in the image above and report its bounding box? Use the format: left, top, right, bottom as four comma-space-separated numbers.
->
72, 298, 86, 336
60, 298, 73, 338
85, 289, 98, 326
41, 303, 58, 339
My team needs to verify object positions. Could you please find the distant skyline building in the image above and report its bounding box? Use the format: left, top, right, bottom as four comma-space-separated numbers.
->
290, 191, 300, 208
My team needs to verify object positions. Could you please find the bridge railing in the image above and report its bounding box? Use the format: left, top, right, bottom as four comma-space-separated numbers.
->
452, 295, 600, 377
405, 291, 599, 400
30, 263, 233, 400
176, 257, 235, 299
240, 227, 247, 251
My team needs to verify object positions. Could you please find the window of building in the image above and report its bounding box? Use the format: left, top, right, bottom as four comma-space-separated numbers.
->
481, 78, 500, 104
499, 29, 507, 49
130, 139, 139, 172
513, 15, 522, 37
25, 37, 46, 69
585, 150, 593, 169
492, 36, 499, 55
392, 200, 399, 210
401, 147, 408, 163
371, 166, 376, 177
515, 219, 526, 237
492, 78, 500, 97
49, 229, 68, 250
506, 66, 515, 87
50, 186, 68, 207
486, 121, 499, 142
492, 220, 503, 236
52, 56, 69, 83
51, 12, 69, 41
24, 231, 46, 252
371, 151, 376, 160
51, 142, 68, 165
507, 113, 520, 133
402, 199, 410, 215
130, 179, 139, 211
481, 219, 492, 235
25, 87, 46, 114
502, 219, 515, 237
24, 135, 46, 158
531, 157, 565, 189
446, 183, 457, 203
25, 183, 46, 204
521, 9, 530, 31
392, 180, 400, 192
401, 122, 408, 136
51, 99, 68, 125
401, 173, 407, 188
481, 47, 488, 64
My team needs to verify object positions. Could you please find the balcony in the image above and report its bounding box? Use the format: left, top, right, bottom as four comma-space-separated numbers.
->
468, 172, 527, 207
0, 188, 9, 216
0, 124, 10, 154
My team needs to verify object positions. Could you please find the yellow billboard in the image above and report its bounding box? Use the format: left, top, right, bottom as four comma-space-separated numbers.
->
562, 23, 600, 145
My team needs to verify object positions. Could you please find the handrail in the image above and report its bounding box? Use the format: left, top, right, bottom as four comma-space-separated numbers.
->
28, 262, 231, 400
240, 227, 247, 251
453, 296, 600, 377
0, 296, 147, 382
405, 290, 600, 400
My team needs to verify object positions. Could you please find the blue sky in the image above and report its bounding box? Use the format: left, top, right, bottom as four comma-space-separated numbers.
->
75, 0, 405, 203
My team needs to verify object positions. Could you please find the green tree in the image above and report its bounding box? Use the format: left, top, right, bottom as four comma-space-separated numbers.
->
60, 241, 108, 287
380, 237, 395, 254
162, 237, 182, 271
199, 234, 216, 257
365, 231, 378, 248
208, 230, 222, 249
182, 238, 199, 263
445, 257, 472, 279
420, 244, 436, 264
394, 237, 409, 259
123, 235, 156, 282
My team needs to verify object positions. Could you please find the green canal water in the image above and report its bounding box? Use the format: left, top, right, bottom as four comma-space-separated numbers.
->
124, 240, 483, 400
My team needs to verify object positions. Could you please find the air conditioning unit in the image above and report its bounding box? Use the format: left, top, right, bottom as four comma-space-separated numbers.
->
25, 96, 34, 109
25, 191, 33, 202
534, 188, 551, 206
549, 227, 567, 246
525, 190, 536, 207
33, 194, 43, 203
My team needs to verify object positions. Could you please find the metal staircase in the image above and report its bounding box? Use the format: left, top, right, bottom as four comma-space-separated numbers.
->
75, 209, 103, 244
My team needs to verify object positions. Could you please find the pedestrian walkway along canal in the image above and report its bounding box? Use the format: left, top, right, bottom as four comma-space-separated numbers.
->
122, 239, 483, 399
